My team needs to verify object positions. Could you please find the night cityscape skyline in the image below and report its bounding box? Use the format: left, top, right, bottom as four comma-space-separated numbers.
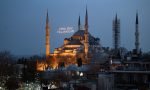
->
0, 1, 150, 90
0, 0, 150, 56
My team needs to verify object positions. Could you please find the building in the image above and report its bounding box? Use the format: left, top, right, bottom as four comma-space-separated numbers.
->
52, 8, 101, 66
135, 12, 140, 54
112, 14, 120, 54
98, 73, 114, 90
37, 8, 102, 71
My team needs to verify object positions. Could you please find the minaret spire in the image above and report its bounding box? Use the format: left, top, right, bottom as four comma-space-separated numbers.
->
45, 10, 50, 57
135, 12, 139, 53
115, 14, 118, 23
46, 10, 49, 24
113, 13, 120, 54
85, 6, 88, 31
136, 12, 139, 24
78, 15, 81, 30
84, 6, 89, 60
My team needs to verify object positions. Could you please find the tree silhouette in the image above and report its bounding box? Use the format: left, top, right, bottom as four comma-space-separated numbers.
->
5, 76, 19, 90
0, 51, 17, 89
77, 58, 82, 67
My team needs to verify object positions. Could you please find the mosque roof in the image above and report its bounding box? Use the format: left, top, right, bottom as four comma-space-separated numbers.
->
73, 30, 85, 36
71, 30, 100, 46
67, 39, 83, 45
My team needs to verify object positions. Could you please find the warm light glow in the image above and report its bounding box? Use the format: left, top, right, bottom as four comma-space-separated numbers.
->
52, 63, 58, 69
37, 62, 48, 71
37, 58, 58, 71
53, 53, 76, 56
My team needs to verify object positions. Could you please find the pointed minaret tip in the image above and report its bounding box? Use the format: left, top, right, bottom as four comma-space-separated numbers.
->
85, 6, 88, 27
136, 12, 138, 24
78, 15, 81, 30
115, 13, 118, 23
78, 15, 80, 25
46, 9, 49, 23
86, 5, 88, 13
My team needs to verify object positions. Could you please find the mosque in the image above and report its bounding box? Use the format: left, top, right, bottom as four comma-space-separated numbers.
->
37, 8, 102, 71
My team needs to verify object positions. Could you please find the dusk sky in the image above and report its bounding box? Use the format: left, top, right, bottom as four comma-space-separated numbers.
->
0, 0, 150, 56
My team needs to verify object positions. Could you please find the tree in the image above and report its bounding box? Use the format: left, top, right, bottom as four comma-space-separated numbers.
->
18, 56, 39, 82
58, 62, 65, 68
77, 58, 82, 67
0, 51, 15, 76
0, 51, 18, 89
5, 76, 19, 90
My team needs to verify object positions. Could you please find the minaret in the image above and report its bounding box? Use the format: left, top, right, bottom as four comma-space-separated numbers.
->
84, 7, 89, 59
113, 14, 120, 53
135, 12, 139, 53
78, 15, 81, 30
45, 10, 50, 57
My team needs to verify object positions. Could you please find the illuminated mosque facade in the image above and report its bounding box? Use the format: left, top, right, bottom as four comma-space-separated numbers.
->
37, 8, 102, 71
